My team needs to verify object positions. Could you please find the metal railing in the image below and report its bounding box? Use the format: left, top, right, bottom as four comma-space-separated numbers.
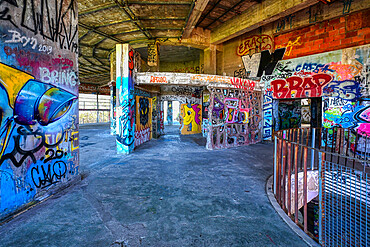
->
273, 127, 369, 246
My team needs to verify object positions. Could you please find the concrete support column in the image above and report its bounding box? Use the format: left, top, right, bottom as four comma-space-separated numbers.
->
96, 92, 99, 123
116, 44, 135, 154
203, 44, 216, 75
167, 101, 173, 125
110, 51, 117, 135
148, 40, 160, 72
109, 82, 116, 135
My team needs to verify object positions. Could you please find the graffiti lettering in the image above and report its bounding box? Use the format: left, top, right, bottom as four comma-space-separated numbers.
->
150, 76, 167, 83
19, 0, 79, 53
275, 14, 294, 33
39, 67, 78, 87
323, 80, 360, 101
276, 36, 301, 57
31, 161, 67, 189
134, 127, 150, 147
230, 78, 255, 91
242, 48, 286, 78
237, 35, 273, 56
270, 74, 333, 99
263, 90, 273, 140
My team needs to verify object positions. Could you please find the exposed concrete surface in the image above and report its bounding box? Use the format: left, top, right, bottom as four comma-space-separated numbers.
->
0, 124, 308, 246
266, 176, 320, 247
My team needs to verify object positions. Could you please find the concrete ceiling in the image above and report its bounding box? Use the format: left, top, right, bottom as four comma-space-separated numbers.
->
78, 0, 259, 85
136, 45, 201, 63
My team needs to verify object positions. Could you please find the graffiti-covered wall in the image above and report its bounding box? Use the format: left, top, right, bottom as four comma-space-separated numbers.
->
206, 87, 262, 150
160, 85, 203, 105
262, 44, 369, 136
0, 0, 79, 218
135, 95, 152, 147
180, 104, 202, 135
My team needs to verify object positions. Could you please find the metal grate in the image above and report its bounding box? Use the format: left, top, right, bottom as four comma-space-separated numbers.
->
322, 161, 369, 246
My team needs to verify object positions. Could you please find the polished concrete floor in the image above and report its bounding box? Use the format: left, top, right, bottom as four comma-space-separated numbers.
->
0, 124, 308, 247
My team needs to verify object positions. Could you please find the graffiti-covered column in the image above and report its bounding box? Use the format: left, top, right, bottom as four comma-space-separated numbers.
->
116, 44, 135, 154
109, 82, 116, 135
167, 101, 173, 125
110, 50, 117, 135
0, 0, 79, 217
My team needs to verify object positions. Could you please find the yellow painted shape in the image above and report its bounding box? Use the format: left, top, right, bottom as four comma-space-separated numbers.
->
0, 62, 34, 108
181, 104, 202, 135
71, 131, 79, 151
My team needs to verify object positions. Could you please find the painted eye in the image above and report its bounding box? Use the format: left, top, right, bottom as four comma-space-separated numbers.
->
49, 101, 73, 123
37, 88, 77, 125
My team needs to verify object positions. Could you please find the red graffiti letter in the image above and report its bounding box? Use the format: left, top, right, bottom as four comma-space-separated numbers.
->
271, 79, 289, 99
311, 74, 332, 96
286, 76, 303, 98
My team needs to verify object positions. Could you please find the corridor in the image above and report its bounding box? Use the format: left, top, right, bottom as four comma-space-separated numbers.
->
0, 124, 307, 246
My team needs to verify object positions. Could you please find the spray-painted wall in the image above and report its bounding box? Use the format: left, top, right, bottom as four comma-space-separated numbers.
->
160, 85, 203, 105
261, 45, 369, 137
206, 86, 262, 150
135, 95, 152, 147
0, 0, 79, 218
180, 104, 202, 135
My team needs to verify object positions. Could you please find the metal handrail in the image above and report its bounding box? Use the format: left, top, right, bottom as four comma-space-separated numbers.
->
273, 127, 370, 246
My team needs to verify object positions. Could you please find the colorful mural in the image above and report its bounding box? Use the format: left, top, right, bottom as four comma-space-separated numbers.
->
206, 87, 262, 150
116, 45, 141, 154
110, 85, 116, 135
257, 44, 370, 139
276, 101, 301, 130
135, 96, 152, 147
180, 104, 202, 135
0, 0, 79, 218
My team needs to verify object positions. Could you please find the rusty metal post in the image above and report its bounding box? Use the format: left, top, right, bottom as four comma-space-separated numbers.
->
294, 139, 299, 224
282, 136, 287, 211
287, 141, 292, 216
303, 146, 308, 233
311, 128, 316, 170
276, 138, 281, 203
274, 134, 278, 194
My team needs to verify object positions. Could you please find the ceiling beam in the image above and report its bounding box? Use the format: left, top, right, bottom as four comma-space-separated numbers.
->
79, 4, 118, 16
80, 56, 110, 68
182, 0, 209, 39
81, 55, 109, 61
79, 72, 111, 79
217, 3, 242, 15
139, 17, 186, 20
205, 0, 245, 29
79, 23, 124, 43
196, 0, 222, 27
113, 0, 152, 39
79, 43, 111, 51
127, 1, 192, 5
211, 0, 317, 44
79, 66, 106, 75
79, 63, 110, 73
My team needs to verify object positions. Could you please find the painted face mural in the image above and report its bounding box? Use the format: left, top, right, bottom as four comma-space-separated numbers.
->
135, 95, 152, 147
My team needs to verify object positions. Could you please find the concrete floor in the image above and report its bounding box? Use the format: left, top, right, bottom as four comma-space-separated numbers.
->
0, 124, 308, 247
